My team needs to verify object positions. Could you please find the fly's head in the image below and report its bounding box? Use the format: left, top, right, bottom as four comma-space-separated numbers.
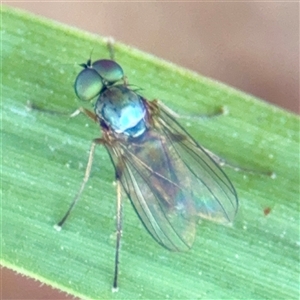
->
74, 58, 147, 138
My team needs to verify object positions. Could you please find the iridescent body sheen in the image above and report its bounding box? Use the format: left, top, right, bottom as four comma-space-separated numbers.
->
96, 85, 146, 137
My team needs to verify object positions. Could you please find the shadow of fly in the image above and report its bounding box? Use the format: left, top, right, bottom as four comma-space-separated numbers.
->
54, 55, 238, 291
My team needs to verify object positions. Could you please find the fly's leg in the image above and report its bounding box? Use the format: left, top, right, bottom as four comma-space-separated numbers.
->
203, 147, 276, 178
27, 100, 98, 123
29, 104, 101, 226
105, 37, 129, 86
112, 179, 123, 292
70, 107, 98, 122
157, 99, 227, 119
26, 100, 72, 116
54, 138, 104, 230
29, 103, 103, 227
106, 37, 116, 60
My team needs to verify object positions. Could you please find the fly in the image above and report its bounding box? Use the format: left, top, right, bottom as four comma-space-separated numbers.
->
55, 57, 239, 291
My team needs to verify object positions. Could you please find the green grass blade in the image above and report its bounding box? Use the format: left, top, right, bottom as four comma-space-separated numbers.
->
2, 6, 299, 299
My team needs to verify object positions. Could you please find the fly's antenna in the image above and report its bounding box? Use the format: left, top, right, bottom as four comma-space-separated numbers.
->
80, 48, 95, 68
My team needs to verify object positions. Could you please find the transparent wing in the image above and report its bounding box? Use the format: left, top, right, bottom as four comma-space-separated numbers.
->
105, 130, 198, 252
104, 101, 238, 252
156, 102, 238, 223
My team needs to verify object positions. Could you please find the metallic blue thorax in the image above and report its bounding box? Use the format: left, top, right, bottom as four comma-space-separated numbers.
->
95, 85, 146, 137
